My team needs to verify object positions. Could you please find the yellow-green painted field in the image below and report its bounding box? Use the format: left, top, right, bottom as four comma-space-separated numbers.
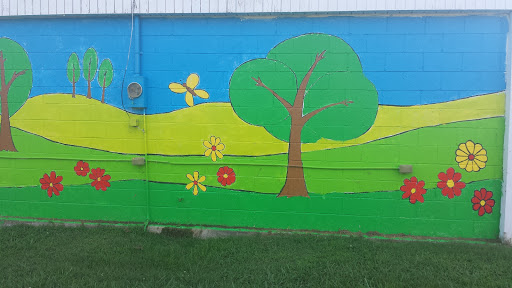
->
6, 92, 505, 156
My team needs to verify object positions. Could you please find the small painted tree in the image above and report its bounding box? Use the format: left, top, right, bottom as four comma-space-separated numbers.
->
0, 38, 32, 152
83, 47, 98, 99
97, 59, 113, 104
66, 53, 80, 98
229, 33, 378, 197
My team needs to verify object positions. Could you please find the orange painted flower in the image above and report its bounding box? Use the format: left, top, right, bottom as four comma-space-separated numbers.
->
89, 168, 111, 191
217, 166, 235, 186
455, 140, 487, 172
74, 160, 90, 176
186, 171, 206, 195
437, 167, 466, 199
471, 188, 495, 216
400, 177, 426, 204
204, 136, 225, 162
40, 171, 64, 198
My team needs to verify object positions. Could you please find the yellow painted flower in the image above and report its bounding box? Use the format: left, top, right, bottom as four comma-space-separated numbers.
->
455, 140, 487, 172
186, 171, 206, 195
203, 136, 225, 162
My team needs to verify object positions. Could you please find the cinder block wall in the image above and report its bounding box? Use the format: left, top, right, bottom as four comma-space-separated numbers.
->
0, 15, 508, 239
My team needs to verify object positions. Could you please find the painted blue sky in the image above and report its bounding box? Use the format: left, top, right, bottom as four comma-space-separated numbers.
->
0, 15, 508, 114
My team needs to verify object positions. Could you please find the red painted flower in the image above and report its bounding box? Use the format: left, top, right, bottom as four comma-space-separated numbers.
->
40, 171, 64, 198
471, 188, 495, 216
400, 177, 427, 204
437, 167, 466, 199
74, 160, 90, 176
217, 166, 235, 186
89, 168, 111, 191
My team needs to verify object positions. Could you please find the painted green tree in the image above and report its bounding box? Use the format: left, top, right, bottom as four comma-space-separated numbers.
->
0, 38, 32, 152
97, 59, 113, 104
83, 47, 98, 99
66, 53, 80, 98
229, 33, 378, 197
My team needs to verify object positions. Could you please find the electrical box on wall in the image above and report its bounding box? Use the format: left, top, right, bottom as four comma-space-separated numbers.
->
124, 75, 146, 109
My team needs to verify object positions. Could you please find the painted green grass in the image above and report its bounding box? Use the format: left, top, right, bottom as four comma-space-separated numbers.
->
0, 179, 502, 238
0, 117, 504, 194
1, 225, 511, 287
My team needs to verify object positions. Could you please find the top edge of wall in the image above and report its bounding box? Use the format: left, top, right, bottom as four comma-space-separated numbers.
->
0, 0, 511, 17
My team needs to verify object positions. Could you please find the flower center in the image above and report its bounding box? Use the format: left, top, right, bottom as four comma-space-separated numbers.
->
446, 180, 455, 188
80, 167, 83, 170
211, 145, 216, 151
223, 174, 228, 179
411, 188, 416, 194
49, 183, 53, 187
480, 200, 486, 206
97, 177, 101, 181
193, 181, 198, 185
468, 154, 475, 161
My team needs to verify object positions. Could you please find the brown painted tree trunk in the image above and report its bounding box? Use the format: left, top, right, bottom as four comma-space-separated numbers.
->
278, 115, 308, 197
0, 89, 16, 152
72, 68, 76, 98
101, 76, 106, 103
87, 60, 92, 99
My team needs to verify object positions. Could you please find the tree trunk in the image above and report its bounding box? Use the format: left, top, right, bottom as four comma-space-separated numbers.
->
101, 77, 106, 103
72, 69, 76, 98
0, 90, 16, 152
87, 60, 92, 99
87, 80, 92, 99
278, 116, 308, 197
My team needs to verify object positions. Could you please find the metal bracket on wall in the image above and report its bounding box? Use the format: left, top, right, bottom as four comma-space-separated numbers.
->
399, 165, 413, 174
132, 157, 145, 166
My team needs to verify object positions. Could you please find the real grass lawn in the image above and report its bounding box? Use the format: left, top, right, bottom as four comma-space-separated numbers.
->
0, 225, 511, 287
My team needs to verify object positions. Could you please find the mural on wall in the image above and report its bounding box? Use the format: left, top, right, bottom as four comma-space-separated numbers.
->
0, 38, 32, 152
229, 34, 378, 197
0, 16, 508, 239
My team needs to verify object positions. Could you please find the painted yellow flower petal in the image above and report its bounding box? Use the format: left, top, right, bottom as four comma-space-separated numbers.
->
456, 149, 469, 156
186, 182, 194, 190
186, 174, 194, 181
465, 161, 474, 172
474, 159, 486, 169
456, 155, 468, 163
210, 136, 216, 146
458, 143, 469, 155
216, 143, 225, 151
476, 148, 487, 156
204, 148, 212, 157
458, 159, 469, 170
211, 151, 217, 162
198, 176, 206, 183
465, 141, 475, 154
473, 144, 483, 155
471, 161, 481, 172
475, 155, 487, 162
215, 150, 224, 159
193, 171, 199, 181
197, 183, 206, 192
203, 140, 212, 148
215, 137, 221, 146
193, 185, 198, 195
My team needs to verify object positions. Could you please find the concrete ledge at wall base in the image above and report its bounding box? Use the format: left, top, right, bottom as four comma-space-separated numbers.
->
148, 225, 259, 239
